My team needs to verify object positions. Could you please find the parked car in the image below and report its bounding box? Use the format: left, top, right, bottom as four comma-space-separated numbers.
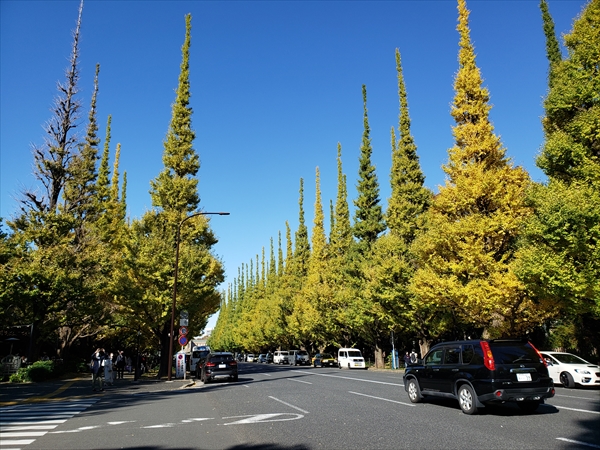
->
273, 351, 290, 364
197, 352, 238, 383
257, 354, 267, 363
403, 339, 555, 415
288, 350, 311, 366
265, 353, 274, 364
540, 351, 600, 388
312, 353, 337, 368
338, 348, 366, 369
246, 353, 255, 362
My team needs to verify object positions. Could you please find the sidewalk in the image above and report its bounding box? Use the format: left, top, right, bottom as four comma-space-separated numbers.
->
0, 372, 194, 407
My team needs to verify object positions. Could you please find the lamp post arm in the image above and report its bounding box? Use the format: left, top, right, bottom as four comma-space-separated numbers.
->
166, 211, 230, 382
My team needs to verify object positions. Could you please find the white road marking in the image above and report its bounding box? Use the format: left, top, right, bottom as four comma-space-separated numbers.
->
181, 418, 213, 423
222, 413, 303, 425
0, 399, 97, 448
348, 391, 415, 407
287, 378, 312, 385
297, 370, 404, 387
268, 396, 310, 414
553, 405, 600, 415
143, 423, 177, 428
556, 438, 600, 448
554, 393, 599, 400
0, 439, 35, 445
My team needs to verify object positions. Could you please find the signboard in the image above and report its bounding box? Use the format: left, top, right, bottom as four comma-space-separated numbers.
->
178, 335, 188, 346
176, 351, 186, 378
179, 326, 188, 336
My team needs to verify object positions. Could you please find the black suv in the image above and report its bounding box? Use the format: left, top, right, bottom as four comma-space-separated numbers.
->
403, 339, 555, 414
197, 352, 238, 383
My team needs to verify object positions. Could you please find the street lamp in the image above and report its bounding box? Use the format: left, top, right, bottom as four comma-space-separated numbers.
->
167, 211, 230, 381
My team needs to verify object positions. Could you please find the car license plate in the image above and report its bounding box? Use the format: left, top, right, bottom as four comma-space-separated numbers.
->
219, 364, 226, 369
517, 373, 532, 382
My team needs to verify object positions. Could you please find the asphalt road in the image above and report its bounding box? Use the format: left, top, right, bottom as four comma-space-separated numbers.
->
1, 363, 598, 450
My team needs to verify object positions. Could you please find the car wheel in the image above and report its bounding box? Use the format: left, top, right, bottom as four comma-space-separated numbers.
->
231, 375, 238, 382
517, 400, 541, 413
457, 384, 478, 415
348, 363, 351, 369
560, 371, 575, 388
406, 378, 422, 403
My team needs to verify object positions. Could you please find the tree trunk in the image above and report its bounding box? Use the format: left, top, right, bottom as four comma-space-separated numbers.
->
374, 342, 385, 368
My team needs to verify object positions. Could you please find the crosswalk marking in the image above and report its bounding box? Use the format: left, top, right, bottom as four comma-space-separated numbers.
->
0, 399, 97, 449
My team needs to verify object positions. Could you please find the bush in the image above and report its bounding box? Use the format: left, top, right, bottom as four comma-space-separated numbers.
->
9, 360, 56, 383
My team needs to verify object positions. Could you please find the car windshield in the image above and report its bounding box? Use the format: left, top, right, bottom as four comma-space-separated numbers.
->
552, 353, 589, 364
321, 353, 333, 359
348, 351, 362, 358
298, 351, 308, 356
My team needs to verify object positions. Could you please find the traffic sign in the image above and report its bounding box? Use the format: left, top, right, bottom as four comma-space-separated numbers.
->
178, 335, 188, 346
179, 326, 188, 336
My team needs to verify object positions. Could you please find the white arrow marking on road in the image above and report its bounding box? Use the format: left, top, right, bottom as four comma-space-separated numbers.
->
222, 413, 303, 425
181, 418, 213, 423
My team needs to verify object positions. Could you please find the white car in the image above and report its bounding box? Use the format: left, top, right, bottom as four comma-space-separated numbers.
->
540, 351, 600, 388
246, 353, 255, 362
338, 348, 366, 369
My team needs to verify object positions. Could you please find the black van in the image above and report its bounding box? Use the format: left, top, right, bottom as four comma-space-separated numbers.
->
403, 339, 555, 414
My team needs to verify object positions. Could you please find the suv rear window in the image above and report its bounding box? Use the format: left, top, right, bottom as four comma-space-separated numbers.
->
210, 354, 233, 363
490, 342, 540, 364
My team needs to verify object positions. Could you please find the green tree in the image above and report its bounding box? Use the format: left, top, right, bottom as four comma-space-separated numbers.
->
516, 0, 600, 356
124, 14, 224, 376
353, 85, 385, 252
540, 0, 563, 87
410, 0, 542, 340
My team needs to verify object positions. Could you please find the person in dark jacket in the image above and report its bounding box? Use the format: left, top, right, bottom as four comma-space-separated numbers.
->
91, 348, 105, 392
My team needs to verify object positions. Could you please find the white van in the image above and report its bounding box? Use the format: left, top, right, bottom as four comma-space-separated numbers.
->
338, 348, 366, 369
273, 351, 290, 364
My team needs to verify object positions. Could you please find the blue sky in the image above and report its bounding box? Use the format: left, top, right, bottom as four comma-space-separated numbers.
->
1, 0, 588, 329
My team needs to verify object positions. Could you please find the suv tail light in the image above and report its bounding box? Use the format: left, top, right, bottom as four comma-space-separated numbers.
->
229, 360, 237, 366
528, 341, 548, 367
480, 341, 495, 371
205, 361, 216, 367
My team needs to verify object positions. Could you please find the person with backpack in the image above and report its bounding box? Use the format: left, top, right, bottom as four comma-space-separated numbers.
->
91, 348, 105, 392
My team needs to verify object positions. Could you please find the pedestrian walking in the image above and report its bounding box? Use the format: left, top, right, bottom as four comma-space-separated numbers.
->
104, 352, 114, 385
403, 351, 411, 368
91, 348, 105, 392
115, 350, 125, 379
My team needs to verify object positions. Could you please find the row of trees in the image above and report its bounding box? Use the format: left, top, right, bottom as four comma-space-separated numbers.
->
0, 3, 224, 376
209, 0, 599, 364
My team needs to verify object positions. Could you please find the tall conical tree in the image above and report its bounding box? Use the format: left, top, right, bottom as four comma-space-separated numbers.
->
353, 85, 385, 253
540, 0, 563, 87
331, 143, 352, 257
386, 49, 431, 245
149, 13, 199, 216
96, 115, 112, 207
293, 178, 311, 277
125, 14, 224, 377
410, 0, 541, 339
